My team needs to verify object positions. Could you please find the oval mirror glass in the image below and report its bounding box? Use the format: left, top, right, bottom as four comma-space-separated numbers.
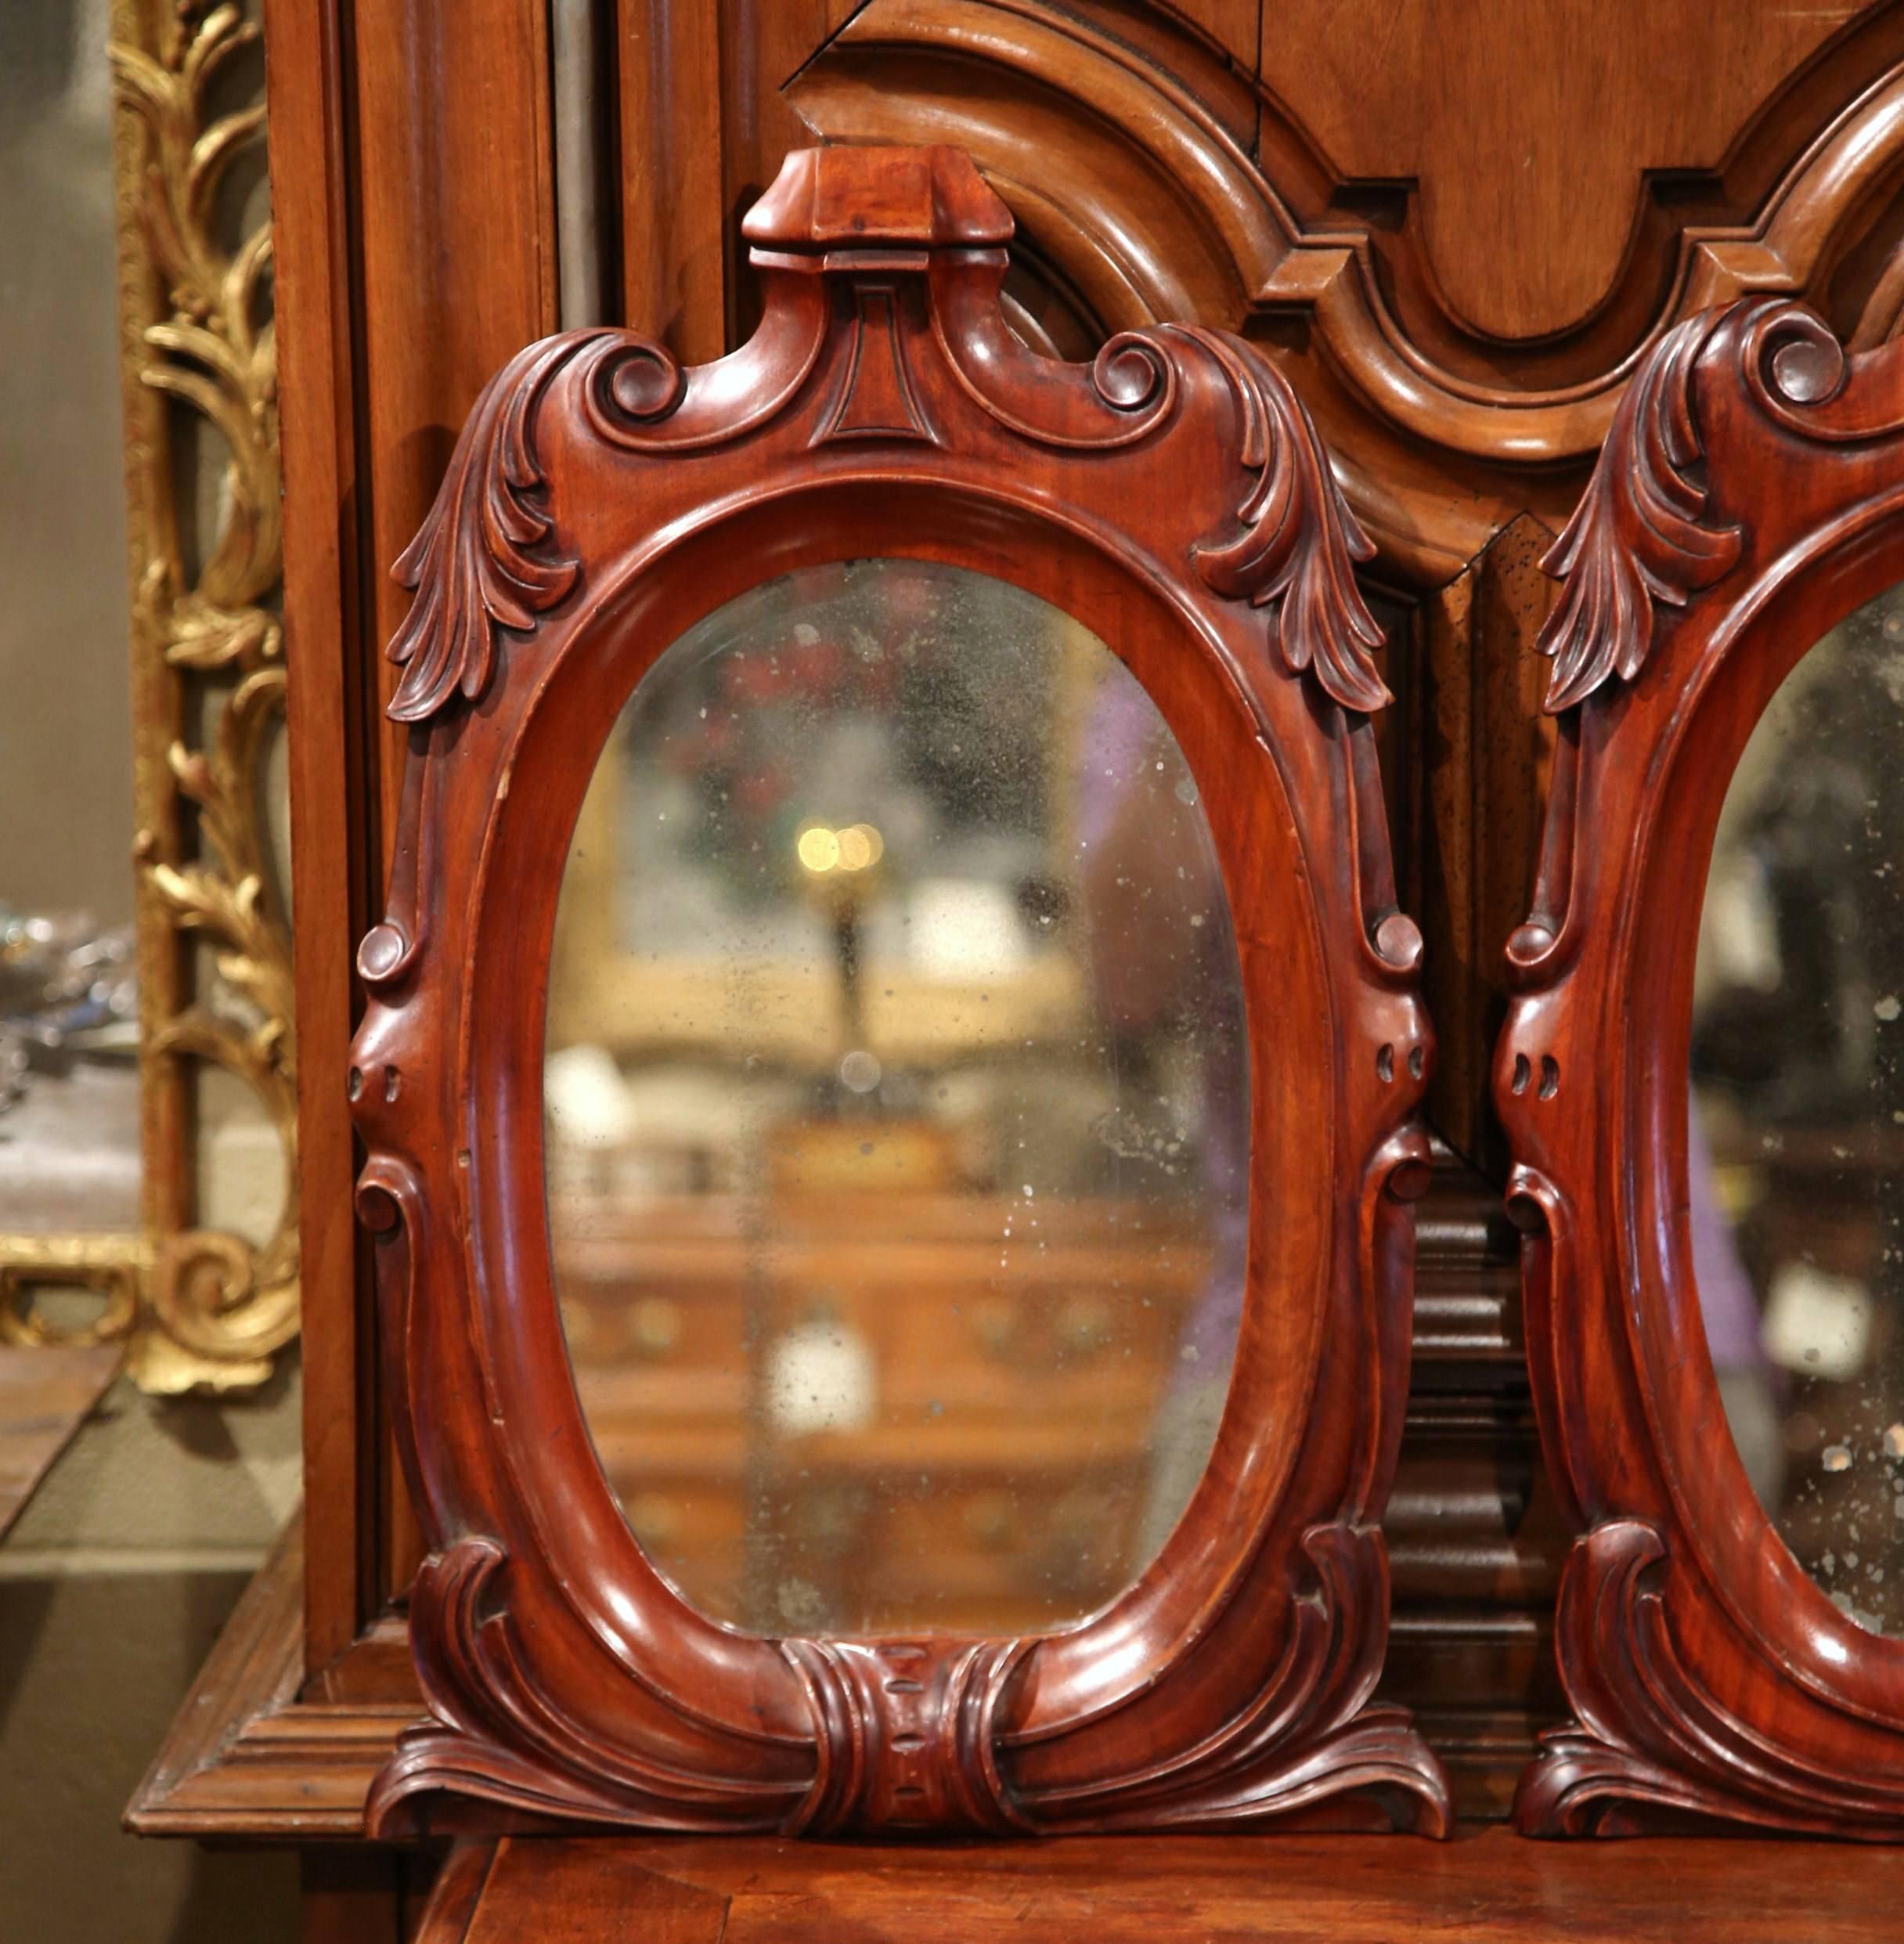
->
1693, 582, 1904, 1636
545, 560, 1250, 1637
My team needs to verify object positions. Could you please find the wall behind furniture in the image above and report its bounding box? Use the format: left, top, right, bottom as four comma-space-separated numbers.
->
0, 5, 301, 1938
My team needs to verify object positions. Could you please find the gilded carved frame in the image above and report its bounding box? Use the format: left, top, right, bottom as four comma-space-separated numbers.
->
352, 145, 1449, 1840
0, 0, 298, 1391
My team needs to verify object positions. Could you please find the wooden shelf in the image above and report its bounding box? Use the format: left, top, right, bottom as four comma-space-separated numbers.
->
413, 1828, 1904, 1942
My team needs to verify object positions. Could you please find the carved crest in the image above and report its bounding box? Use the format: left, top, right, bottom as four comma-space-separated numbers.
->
380, 153, 1391, 731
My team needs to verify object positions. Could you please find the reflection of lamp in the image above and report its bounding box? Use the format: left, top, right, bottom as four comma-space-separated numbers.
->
795, 821, 884, 1069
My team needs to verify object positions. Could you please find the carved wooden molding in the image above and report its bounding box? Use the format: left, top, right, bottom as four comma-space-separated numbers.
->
1503, 297, 1904, 1837
352, 143, 1448, 1841
788, 2, 1904, 574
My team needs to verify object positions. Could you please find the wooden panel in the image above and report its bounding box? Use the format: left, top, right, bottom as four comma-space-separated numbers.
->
618, 0, 727, 357
405, 1846, 494, 1944
425, 1830, 1904, 1942
1258, 0, 1872, 339
263, 0, 378, 1672
1412, 518, 1560, 1169
301, 1850, 404, 1944
349, 0, 561, 1618
0, 1346, 119, 1540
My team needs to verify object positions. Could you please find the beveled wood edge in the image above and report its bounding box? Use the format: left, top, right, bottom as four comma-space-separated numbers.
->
124, 1512, 414, 1840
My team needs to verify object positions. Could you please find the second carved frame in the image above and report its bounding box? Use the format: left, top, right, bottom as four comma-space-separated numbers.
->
348, 144, 1450, 1841
1505, 296, 1904, 1838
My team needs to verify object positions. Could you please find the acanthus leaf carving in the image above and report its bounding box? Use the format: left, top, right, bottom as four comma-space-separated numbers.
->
1534, 312, 1744, 713
368, 1537, 808, 1838
386, 331, 618, 726
1171, 329, 1390, 714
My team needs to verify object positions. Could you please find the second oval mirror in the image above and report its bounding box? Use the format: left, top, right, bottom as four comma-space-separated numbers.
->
1693, 579, 1904, 1638
545, 559, 1250, 1639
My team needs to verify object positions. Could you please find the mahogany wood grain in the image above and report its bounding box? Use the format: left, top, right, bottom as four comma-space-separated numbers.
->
1257, 0, 1876, 341
251, 0, 1904, 1852
366, 0, 555, 1604
301, 1849, 405, 1944
1503, 298, 1904, 1835
0, 1345, 119, 1541
617, 0, 727, 360
410, 1829, 1904, 1943
1412, 519, 1561, 1167
262, 0, 380, 1673
350, 142, 1444, 1841
788, 0, 1904, 575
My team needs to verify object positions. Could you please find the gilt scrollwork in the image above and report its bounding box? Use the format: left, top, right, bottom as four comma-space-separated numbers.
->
0, 0, 298, 1390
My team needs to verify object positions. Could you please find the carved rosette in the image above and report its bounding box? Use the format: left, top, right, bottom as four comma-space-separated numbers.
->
359, 144, 1445, 1841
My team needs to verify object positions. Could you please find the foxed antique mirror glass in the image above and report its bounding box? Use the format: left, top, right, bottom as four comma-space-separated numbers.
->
1693, 582, 1904, 1638
545, 558, 1248, 1636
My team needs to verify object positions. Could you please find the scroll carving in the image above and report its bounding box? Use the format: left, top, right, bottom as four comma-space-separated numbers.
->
1170, 326, 1388, 712
1518, 1522, 1904, 1838
360, 144, 1445, 1841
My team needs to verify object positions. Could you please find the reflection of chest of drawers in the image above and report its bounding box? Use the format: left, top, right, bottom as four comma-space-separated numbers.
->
554, 1192, 1214, 1636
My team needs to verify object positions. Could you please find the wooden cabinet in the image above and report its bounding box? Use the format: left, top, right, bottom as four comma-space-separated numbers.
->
125, 0, 1904, 1930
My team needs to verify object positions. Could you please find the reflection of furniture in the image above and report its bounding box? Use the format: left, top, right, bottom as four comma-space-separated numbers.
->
558, 1191, 1208, 1634
1702, 1115, 1904, 1634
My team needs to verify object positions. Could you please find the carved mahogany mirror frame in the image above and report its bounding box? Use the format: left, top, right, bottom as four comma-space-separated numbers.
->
1502, 298, 1904, 1838
348, 144, 1449, 1841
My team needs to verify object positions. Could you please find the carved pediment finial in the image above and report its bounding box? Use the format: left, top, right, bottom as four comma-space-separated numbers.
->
741, 143, 1012, 253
